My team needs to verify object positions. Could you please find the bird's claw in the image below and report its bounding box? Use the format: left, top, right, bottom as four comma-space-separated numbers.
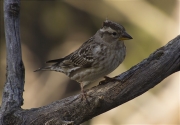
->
99, 76, 123, 85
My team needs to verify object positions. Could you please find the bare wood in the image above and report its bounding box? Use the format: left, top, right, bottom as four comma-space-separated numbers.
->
22, 35, 180, 125
0, 0, 179, 124
0, 0, 24, 117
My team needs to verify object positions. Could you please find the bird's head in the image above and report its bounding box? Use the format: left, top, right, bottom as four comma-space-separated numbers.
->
98, 20, 132, 43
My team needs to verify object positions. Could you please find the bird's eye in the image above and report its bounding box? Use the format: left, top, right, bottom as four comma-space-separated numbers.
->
112, 32, 117, 36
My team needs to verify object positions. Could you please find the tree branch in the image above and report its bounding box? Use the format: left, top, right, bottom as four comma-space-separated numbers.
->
0, 0, 179, 124
0, 0, 24, 116
22, 35, 180, 125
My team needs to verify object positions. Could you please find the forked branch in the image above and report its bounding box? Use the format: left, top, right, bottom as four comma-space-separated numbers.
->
0, 0, 179, 125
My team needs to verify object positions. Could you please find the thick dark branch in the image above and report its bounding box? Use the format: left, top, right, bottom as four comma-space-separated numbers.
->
22, 35, 179, 125
0, 0, 24, 117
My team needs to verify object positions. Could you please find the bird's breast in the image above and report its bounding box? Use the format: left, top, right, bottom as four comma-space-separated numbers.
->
69, 43, 126, 86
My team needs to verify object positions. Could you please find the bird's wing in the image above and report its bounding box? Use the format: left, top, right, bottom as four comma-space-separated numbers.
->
65, 37, 95, 68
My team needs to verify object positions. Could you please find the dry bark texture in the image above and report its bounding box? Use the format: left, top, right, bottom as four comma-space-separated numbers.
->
0, 0, 179, 125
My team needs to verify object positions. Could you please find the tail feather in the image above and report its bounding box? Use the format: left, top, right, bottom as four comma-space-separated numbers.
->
34, 58, 65, 72
34, 66, 52, 72
46, 58, 64, 63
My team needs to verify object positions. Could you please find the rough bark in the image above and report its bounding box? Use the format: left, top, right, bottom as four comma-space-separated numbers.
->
0, 0, 24, 124
0, 0, 180, 125
21, 35, 180, 125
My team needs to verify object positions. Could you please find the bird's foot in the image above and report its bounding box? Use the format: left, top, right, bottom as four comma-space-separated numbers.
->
80, 90, 92, 105
81, 90, 87, 101
99, 76, 123, 85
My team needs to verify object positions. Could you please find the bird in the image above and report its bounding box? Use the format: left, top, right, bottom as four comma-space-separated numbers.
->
35, 19, 132, 100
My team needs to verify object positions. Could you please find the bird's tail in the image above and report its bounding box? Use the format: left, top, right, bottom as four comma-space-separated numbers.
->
34, 58, 65, 72
34, 66, 52, 72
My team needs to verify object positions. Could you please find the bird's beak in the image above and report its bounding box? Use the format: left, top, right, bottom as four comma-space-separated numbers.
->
119, 31, 133, 40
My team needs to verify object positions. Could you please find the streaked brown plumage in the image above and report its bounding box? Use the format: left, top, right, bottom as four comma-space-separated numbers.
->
35, 20, 132, 99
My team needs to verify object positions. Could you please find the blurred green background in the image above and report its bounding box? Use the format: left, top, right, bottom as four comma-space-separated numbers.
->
0, 0, 179, 124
